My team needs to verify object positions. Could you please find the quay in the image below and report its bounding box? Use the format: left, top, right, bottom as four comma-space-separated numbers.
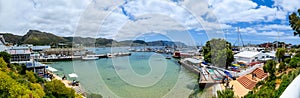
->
37, 52, 131, 62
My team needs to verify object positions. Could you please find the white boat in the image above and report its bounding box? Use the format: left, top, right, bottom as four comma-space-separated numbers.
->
82, 55, 99, 60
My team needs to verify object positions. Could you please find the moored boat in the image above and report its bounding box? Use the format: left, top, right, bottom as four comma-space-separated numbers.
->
82, 55, 99, 60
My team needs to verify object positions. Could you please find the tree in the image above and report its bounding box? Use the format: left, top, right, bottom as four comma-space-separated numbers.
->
217, 89, 235, 98
44, 80, 75, 98
278, 62, 286, 72
25, 70, 37, 83
0, 71, 32, 97
289, 9, 300, 37
0, 57, 8, 70
284, 58, 291, 64
203, 39, 234, 69
0, 52, 11, 64
276, 48, 285, 62
263, 60, 276, 80
29, 83, 45, 97
289, 57, 300, 68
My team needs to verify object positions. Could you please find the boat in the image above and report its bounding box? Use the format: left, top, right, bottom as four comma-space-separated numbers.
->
165, 56, 171, 59
107, 53, 115, 58
81, 55, 99, 60
172, 51, 181, 58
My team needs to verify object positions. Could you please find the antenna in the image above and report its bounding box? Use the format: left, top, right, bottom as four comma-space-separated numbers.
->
234, 27, 244, 47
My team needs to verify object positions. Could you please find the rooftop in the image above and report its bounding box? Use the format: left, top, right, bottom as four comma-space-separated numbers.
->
235, 51, 262, 58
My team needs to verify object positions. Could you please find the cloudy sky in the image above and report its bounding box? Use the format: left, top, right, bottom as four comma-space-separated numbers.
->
0, 0, 299, 45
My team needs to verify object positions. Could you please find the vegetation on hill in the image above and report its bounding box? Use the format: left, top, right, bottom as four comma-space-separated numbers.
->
0, 33, 22, 44
21, 30, 68, 45
0, 30, 187, 47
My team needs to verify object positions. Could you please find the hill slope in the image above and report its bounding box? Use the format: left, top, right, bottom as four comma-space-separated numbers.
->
21, 30, 68, 45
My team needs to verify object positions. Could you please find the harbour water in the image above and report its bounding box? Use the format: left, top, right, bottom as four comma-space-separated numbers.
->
48, 47, 199, 98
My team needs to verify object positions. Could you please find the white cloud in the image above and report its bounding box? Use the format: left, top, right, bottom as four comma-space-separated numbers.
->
258, 31, 284, 36
274, 0, 300, 13
0, 0, 299, 44
258, 24, 292, 31
209, 0, 284, 23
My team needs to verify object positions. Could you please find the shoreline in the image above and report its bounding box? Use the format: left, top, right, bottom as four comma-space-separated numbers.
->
47, 71, 86, 97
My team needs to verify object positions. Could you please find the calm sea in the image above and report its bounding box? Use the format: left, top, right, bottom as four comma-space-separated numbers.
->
48, 47, 198, 98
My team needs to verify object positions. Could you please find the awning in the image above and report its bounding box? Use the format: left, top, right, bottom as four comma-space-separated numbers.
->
68, 73, 78, 78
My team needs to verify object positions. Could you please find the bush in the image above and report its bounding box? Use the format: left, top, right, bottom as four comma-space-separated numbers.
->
0, 52, 11, 64
289, 57, 300, 68
25, 71, 37, 83
284, 58, 291, 64
217, 89, 234, 98
278, 62, 286, 72
44, 80, 76, 98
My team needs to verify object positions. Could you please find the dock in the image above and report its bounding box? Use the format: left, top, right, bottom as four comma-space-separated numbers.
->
37, 52, 131, 62
178, 60, 224, 84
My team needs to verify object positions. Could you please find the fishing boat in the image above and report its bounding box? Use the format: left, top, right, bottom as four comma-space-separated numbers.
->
81, 55, 99, 60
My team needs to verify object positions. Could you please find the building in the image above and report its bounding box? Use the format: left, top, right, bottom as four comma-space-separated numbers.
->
234, 51, 274, 64
9, 46, 32, 63
41, 48, 89, 56
31, 45, 51, 52
0, 35, 8, 52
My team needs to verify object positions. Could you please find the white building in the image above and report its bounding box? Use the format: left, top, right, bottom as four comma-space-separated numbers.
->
234, 51, 274, 64
240, 47, 265, 52
9, 46, 32, 63
0, 35, 8, 52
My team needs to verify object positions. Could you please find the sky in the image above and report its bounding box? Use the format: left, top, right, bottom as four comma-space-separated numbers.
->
0, 0, 300, 46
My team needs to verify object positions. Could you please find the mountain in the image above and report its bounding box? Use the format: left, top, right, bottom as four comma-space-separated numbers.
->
22, 30, 68, 45
118, 40, 147, 46
0, 30, 187, 47
0, 33, 22, 44
146, 41, 186, 47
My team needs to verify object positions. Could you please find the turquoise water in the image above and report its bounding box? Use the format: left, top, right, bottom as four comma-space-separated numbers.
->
49, 47, 198, 98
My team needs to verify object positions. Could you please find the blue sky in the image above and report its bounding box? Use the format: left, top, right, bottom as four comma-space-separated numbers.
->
0, 0, 299, 45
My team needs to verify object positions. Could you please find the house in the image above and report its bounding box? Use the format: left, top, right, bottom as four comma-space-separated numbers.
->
234, 51, 273, 64
9, 46, 48, 76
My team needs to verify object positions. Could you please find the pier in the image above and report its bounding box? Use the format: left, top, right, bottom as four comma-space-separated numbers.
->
37, 52, 131, 62
179, 59, 224, 84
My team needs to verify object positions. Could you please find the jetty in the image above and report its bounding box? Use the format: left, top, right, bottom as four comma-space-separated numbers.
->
178, 58, 226, 84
